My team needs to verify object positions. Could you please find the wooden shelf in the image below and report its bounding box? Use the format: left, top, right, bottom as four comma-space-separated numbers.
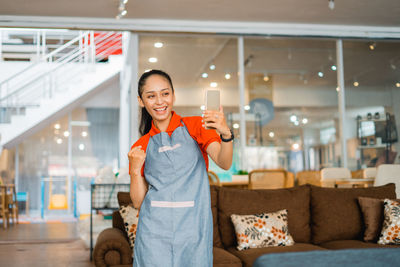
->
358, 145, 387, 149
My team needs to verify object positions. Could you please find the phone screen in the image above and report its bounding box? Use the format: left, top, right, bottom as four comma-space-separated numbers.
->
206, 90, 220, 111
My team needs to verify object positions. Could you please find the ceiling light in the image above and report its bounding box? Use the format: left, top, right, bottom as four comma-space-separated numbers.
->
154, 42, 163, 48
328, 0, 335, 10
336, 87, 340, 92
210, 82, 218, 88
294, 121, 300, 126
202, 73, 208, 78
63, 131, 70, 137
123, 0, 128, 4
269, 132, 275, 138
79, 144, 85, 151
200, 105, 206, 110
225, 73, 231, 80
369, 42, 376, 51
263, 75, 270, 82
244, 105, 250, 111
209, 64, 216, 70
292, 143, 300, 150
233, 123, 240, 129
302, 118, 308, 124
318, 71, 324, 78
56, 138, 63, 144
54, 123, 61, 130
290, 115, 297, 122
396, 82, 400, 88
354, 81, 359, 87
81, 131, 88, 137
148, 57, 158, 63
331, 65, 337, 71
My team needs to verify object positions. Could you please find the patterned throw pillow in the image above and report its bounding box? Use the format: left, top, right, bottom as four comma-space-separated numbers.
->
231, 209, 295, 251
378, 199, 400, 245
119, 205, 139, 249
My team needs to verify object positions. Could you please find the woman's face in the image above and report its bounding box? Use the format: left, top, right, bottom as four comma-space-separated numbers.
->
138, 74, 175, 125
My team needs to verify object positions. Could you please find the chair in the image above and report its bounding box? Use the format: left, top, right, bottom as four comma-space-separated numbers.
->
248, 169, 289, 190
7, 185, 18, 224
363, 167, 377, 179
351, 170, 364, 179
296, 171, 321, 187
0, 186, 10, 229
320, 167, 351, 188
286, 172, 295, 188
208, 171, 221, 186
374, 164, 400, 197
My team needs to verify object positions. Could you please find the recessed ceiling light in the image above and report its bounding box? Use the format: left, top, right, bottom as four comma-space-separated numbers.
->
56, 138, 63, 144
354, 81, 359, 87
294, 121, 300, 126
154, 42, 163, 48
369, 42, 376, 50
233, 123, 240, 129
210, 82, 218, 88
396, 82, 400, 88
263, 75, 269, 82
200, 105, 206, 110
54, 123, 61, 130
302, 118, 308, 124
225, 73, 231, 80
331, 65, 337, 71
121, 10, 127, 16
290, 115, 297, 122
269, 132, 275, 138
202, 73, 208, 78
318, 71, 324, 78
244, 105, 250, 111
209, 64, 216, 70
148, 57, 158, 63
81, 131, 88, 137
63, 131, 70, 137
79, 144, 85, 151
292, 143, 300, 150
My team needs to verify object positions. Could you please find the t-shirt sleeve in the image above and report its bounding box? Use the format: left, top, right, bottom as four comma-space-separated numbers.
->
129, 134, 150, 177
183, 116, 221, 153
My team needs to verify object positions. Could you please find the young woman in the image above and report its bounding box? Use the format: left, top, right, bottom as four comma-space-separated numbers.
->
128, 69, 233, 267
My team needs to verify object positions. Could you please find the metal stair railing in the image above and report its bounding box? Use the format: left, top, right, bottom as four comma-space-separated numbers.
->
0, 31, 122, 124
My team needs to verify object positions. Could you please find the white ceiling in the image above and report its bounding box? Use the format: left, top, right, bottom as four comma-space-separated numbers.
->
1, 0, 400, 27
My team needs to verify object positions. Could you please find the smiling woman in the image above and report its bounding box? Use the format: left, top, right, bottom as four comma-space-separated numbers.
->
127, 69, 233, 267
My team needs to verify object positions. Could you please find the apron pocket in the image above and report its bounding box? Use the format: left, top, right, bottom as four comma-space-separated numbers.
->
151, 200, 194, 208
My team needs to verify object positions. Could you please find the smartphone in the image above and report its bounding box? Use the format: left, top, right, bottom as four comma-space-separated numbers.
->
206, 89, 220, 111
205, 89, 220, 129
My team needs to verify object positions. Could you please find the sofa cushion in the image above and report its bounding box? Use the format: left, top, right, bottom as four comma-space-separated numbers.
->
211, 186, 223, 248
119, 205, 139, 249
113, 210, 127, 235
117, 192, 132, 207
310, 183, 396, 244
378, 199, 400, 245
231, 209, 294, 250
358, 197, 400, 242
218, 185, 311, 249
227, 243, 326, 267
213, 247, 242, 267
319, 239, 400, 249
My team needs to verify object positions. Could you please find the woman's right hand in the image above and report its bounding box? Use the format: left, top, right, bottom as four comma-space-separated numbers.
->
128, 146, 146, 175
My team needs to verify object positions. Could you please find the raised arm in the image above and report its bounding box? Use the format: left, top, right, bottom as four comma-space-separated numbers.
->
128, 146, 148, 209
203, 107, 233, 170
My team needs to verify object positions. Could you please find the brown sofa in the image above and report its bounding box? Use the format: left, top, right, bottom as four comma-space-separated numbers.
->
93, 183, 399, 267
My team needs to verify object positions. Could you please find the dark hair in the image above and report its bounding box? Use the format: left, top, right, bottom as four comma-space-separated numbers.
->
138, 69, 174, 136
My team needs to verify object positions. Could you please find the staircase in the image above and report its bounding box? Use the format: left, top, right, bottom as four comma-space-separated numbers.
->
0, 30, 123, 149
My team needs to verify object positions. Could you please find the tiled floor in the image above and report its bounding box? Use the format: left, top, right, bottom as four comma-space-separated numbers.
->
0, 222, 95, 267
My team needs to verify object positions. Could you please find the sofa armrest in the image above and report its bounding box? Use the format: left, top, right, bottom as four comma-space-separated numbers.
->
93, 228, 133, 267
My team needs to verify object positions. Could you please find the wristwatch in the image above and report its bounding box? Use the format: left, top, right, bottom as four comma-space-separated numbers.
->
220, 129, 234, 142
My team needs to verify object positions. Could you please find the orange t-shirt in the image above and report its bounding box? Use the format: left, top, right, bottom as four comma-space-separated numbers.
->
130, 111, 221, 176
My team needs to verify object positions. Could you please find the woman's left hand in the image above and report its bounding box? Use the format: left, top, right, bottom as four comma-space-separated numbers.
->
202, 106, 231, 139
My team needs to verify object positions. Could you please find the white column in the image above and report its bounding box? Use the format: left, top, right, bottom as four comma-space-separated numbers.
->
336, 39, 348, 168
119, 32, 139, 168
238, 36, 246, 170
15, 145, 19, 192
67, 112, 73, 213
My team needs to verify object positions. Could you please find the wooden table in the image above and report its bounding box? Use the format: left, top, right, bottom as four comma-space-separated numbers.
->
0, 184, 15, 229
334, 178, 375, 188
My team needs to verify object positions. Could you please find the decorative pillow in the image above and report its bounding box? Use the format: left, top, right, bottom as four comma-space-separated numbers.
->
230, 209, 294, 251
119, 205, 139, 249
378, 199, 400, 245
358, 197, 386, 242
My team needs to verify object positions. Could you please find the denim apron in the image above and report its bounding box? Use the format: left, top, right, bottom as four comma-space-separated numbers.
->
133, 122, 213, 267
